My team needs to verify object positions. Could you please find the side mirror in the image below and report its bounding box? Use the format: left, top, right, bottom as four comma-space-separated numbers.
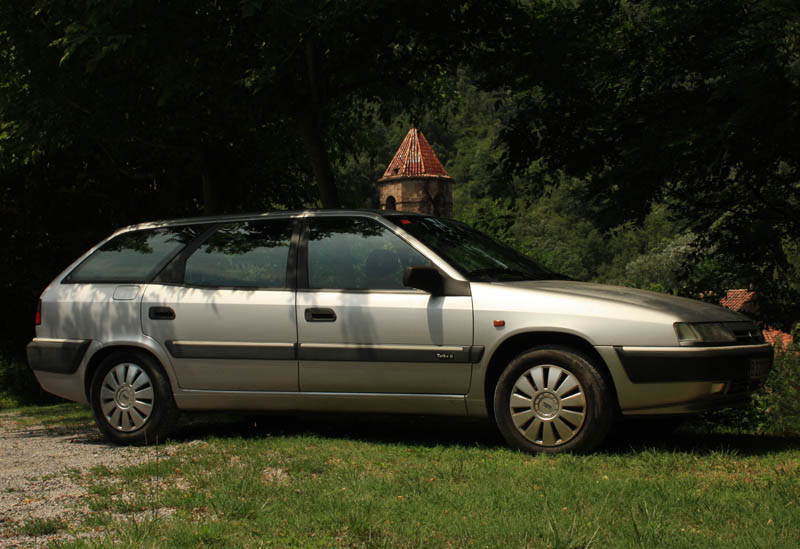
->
403, 265, 445, 295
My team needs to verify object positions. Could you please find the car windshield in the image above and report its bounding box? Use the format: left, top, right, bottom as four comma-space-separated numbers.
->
383, 215, 567, 282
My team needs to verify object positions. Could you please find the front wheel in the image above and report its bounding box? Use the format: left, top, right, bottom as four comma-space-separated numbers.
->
493, 346, 614, 454
90, 350, 178, 445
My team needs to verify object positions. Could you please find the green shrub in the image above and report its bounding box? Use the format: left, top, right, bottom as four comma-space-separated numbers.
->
752, 339, 800, 435
0, 353, 60, 409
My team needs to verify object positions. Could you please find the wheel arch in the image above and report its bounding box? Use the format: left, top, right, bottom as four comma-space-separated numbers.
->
84, 343, 173, 402
482, 331, 619, 417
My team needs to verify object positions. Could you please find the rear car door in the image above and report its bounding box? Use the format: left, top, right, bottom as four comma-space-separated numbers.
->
296, 215, 474, 394
142, 217, 299, 391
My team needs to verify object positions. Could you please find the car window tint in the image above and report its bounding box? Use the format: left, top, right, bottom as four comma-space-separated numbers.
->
184, 219, 294, 288
307, 217, 430, 290
67, 226, 205, 283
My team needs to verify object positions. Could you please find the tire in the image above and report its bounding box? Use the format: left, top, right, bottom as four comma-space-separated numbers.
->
493, 346, 614, 454
90, 350, 179, 445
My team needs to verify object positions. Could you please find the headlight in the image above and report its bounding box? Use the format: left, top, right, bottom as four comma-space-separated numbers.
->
674, 322, 737, 346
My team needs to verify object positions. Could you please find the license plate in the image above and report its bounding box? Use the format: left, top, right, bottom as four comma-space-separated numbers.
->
748, 357, 771, 378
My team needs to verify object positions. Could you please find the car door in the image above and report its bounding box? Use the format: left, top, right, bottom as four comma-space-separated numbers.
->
142, 217, 299, 391
296, 215, 474, 394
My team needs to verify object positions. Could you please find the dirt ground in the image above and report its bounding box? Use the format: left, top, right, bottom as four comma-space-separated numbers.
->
0, 410, 158, 548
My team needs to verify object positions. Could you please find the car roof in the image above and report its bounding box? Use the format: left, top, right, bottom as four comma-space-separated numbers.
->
114, 209, 429, 233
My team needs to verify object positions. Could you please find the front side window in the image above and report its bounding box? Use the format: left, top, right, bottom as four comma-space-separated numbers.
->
67, 225, 206, 283
306, 217, 430, 290
184, 219, 294, 288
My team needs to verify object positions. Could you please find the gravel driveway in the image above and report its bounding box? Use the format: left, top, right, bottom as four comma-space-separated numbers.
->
0, 410, 157, 548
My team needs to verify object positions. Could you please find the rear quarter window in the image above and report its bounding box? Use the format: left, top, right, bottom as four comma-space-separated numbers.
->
66, 226, 205, 283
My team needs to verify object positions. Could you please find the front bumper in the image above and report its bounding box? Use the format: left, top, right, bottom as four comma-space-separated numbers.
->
615, 344, 773, 383
595, 344, 773, 415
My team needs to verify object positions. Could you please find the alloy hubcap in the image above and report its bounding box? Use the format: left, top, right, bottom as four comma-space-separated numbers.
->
533, 392, 560, 419
509, 364, 586, 447
116, 386, 134, 408
100, 363, 155, 432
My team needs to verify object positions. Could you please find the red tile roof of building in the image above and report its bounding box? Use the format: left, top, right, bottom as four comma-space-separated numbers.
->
379, 127, 451, 182
720, 289, 756, 312
763, 327, 794, 349
720, 289, 794, 349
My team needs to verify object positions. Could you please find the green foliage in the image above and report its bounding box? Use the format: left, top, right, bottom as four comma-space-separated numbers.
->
513, 189, 606, 281
0, 355, 58, 409
754, 340, 800, 435
472, 0, 800, 328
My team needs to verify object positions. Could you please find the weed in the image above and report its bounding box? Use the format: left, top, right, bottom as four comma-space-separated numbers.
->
17, 517, 66, 536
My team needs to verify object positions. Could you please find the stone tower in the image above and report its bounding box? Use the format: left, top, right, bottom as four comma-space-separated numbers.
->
378, 127, 453, 217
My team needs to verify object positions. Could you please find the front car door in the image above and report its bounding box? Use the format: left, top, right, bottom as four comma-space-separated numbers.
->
296, 214, 474, 394
142, 216, 298, 391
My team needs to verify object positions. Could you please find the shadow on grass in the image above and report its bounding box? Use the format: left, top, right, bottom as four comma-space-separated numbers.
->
172, 412, 507, 451
9, 403, 800, 456
602, 423, 800, 456
171, 411, 800, 457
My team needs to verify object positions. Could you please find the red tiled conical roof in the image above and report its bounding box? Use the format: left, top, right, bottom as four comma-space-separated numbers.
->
379, 127, 451, 182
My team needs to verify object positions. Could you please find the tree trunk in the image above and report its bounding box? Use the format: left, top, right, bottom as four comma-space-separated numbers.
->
296, 36, 340, 209
297, 109, 340, 208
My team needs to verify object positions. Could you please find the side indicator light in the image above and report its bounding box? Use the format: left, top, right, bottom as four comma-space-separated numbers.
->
494, 320, 505, 327
35, 299, 42, 326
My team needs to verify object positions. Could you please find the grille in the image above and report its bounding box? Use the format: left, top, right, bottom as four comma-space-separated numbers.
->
726, 322, 765, 345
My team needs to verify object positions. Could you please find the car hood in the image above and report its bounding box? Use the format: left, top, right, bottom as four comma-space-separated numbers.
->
494, 280, 749, 323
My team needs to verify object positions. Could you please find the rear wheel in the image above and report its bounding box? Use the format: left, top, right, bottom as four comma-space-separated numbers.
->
493, 346, 614, 454
90, 350, 178, 445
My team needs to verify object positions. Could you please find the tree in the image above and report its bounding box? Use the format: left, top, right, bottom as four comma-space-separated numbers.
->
3, 1, 513, 210
0, 0, 516, 352
474, 0, 800, 327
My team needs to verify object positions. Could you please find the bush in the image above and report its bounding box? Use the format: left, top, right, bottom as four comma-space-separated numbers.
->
0, 352, 60, 409
752, 339, 800, 435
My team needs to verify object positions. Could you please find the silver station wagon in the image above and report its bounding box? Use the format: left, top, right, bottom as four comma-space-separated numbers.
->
27, 210, 773, 453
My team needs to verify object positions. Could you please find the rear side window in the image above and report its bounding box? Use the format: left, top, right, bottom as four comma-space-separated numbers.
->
67, 226, 205, 283
184, 219, 294, 288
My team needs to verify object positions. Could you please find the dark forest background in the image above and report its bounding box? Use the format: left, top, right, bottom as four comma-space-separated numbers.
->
2, 0, 799, 358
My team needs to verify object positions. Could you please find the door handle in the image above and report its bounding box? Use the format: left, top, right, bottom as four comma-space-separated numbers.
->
304, 308, 337, 322
149, 306, 176, 320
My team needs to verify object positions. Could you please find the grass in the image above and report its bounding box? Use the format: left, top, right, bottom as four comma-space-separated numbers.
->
20, 412, 797, 548
17, 517, 67, 537
5, 402, 94, 429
